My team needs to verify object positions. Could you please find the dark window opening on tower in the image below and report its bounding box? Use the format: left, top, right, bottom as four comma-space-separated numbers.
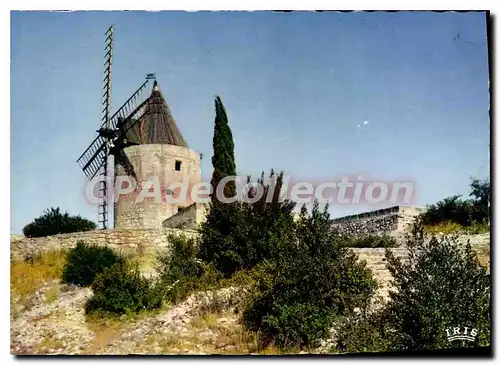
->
175, 160, 182, 171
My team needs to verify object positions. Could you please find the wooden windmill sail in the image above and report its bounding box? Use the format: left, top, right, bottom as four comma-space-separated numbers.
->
76, 25, 154, 229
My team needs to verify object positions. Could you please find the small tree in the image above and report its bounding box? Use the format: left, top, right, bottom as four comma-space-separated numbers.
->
382, 219, 490, 350
469, 177, 490, 207
23, 207, 96, 238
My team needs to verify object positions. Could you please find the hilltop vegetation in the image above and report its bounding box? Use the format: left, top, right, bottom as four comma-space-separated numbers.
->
22, 207, 96, 238
421, 178, 490, 234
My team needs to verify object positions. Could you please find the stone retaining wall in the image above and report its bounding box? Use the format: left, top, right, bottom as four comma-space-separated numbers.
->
10, 228, 199, 260
10, 229, 490, 302
332, 205, 425, 239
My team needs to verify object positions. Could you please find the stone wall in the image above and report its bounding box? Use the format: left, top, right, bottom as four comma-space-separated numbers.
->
10, 228, 490, 302
332, 205, 425, 239
162, 202, 208, 230
10, 228, 199, 261
162, 203, 198, 230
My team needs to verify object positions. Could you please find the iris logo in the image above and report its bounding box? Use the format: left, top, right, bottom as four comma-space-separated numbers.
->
446, 327, 478, 342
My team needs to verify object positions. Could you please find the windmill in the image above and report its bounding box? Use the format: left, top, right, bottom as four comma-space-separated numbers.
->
76, 25, 154, 229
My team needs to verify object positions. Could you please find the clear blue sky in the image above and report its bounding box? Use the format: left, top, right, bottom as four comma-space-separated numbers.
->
11, 11, 490, 233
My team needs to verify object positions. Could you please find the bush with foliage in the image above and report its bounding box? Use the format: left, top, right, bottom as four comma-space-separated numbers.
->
85, 260, 164, 315
243, 202, 377, 350
23, 207, 96, 238
157, 234, 222, 303
421, 195, 474, 227
158, 234, 199, 282
61, 241, 123, 287
336, 219, 491, 353
343, 234, 398, 248
198, 170, 296, 277
383, 220, 490, 350
421, 178, 490, 227
335, 311, 393, 353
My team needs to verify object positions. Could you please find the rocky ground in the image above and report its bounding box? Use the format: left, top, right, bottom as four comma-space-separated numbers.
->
11, 281, 94, 355
10, 279, 342, 355
10, 233, 489, 356
11, 281, 246, 355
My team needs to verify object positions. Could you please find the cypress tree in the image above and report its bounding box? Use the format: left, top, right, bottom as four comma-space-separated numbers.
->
210, 96, 237, 201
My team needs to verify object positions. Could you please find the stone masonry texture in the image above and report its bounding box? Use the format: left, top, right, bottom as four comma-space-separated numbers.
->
331, 205, 425, 239
114, 144, 202, 229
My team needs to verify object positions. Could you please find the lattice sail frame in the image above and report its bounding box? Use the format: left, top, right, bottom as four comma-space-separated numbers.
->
99, 24, 113, 229
76, 80, 150, 180
76, 24, 152, 229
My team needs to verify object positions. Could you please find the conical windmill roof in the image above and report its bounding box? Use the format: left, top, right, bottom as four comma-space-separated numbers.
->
124, 81, 188, 147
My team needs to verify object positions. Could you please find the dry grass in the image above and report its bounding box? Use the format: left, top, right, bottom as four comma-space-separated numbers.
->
424, 221, 490, 236
190, 311, 219, 329
10, 250, 67, 298
423, 221, 463, 235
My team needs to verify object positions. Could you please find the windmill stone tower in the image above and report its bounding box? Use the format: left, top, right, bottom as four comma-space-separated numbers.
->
114, 81, 202, 229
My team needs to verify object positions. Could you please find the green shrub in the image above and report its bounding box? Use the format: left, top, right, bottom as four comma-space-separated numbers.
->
383, 220, 491, 350
165, 262, 222, 304
157, 234, 222, 303
61, 241, 123, 287
243, 202, 377, 350
421, 195, 473, 227
198, 169, 379, 350
343, 234, 398, 248
23, 207, 96, 238
421, 178, 490, 227
251, 302, 335, 351
157, 234, 199, 283
334, 312, 393, 353
85, 260, 164, 315
336, 219, 491, 352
